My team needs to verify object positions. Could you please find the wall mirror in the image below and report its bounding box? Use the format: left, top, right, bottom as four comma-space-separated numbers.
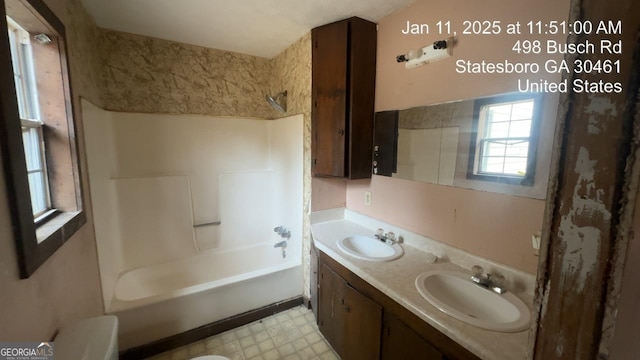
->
373, 92, 559, 199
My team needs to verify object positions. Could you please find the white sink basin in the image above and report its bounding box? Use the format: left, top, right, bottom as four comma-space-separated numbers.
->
337, 235, 403, 262
415, 270, 530, 332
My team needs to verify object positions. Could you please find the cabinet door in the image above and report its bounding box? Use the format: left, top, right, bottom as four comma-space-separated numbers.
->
318, 263, 348, 355
311, 20, 348, 177
381, 312, 445, 360
318, 263, 382, 360
343, 283, 382, 360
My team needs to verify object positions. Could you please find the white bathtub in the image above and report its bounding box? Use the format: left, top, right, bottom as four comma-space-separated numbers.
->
109, 243, 303, 350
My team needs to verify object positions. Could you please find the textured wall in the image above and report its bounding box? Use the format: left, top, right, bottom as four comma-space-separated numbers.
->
100, 30, 273, 118
0, 0, 104, 341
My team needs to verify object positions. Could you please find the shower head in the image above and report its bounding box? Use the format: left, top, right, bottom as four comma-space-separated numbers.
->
266, 91, 287, 112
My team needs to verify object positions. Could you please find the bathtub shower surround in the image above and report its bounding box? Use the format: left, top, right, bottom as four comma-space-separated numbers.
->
82, 100, 304, 349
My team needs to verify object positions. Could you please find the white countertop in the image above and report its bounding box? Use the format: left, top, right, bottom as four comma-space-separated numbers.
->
311, 209, 533, 360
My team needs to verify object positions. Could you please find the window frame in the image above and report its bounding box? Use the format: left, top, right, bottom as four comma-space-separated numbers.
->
467, 93, 543, 186
0, 0, 85, 278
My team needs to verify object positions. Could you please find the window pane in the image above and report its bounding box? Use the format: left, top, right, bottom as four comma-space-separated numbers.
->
28, 171, 47, 215
481, 157, 506, 173
7, 27, 28, 118
511, 101, 534, 120
486, 121, 509, 138
505, 140, 529, 157
22, 127, 42, 171
503, 157, 528, 176
486, 104, 512, 123
483, 140, 507, 157
509, 120, 532, 138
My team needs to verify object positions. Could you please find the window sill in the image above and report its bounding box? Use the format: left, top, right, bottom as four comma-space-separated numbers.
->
36, 210, 85, 245
466, 173, 534, 187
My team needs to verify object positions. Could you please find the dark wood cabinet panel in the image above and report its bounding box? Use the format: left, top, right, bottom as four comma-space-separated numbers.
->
318, 263, 348, 356
310, 241, 319, 322
382, 312, 444, 360
312, 20, 348, 177
343, 283, 382, 360
311, 17, 376, 179
373, 111, 399, 176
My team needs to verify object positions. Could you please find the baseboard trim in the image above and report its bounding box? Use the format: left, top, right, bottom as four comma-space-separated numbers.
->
119, 296, 304, 360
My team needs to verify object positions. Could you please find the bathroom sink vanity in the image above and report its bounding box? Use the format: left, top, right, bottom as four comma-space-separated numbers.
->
310, 208, 535, 360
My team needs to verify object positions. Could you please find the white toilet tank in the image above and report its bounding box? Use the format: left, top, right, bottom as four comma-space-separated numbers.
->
54, 315, 118, 360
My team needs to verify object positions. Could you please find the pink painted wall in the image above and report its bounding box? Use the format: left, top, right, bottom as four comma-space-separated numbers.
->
347, 177, 544, 273
312, 178, 347, 211
375, 0, 569, 111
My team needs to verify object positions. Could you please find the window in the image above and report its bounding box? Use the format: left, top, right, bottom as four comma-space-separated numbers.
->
1, 0, 85, 277
468, 93, 542, 186
7, 17, 52, 219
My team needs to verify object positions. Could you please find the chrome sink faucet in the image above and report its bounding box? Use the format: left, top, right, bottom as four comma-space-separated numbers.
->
375, 228, 398, 245
471, 265, 506, 294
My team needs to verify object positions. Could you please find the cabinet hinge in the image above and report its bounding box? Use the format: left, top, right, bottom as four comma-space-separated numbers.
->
313, 159, 318, 165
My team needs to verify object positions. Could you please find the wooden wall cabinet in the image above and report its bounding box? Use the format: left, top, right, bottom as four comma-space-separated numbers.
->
313, 249, 480, 360
311, 17, 376, 179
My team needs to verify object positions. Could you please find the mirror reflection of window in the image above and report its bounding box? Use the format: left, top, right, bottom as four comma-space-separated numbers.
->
469, 93, 542, 186
476, 99, 534, 177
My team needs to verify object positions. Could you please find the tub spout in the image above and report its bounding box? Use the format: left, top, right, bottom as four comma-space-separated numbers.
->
274, 241, 287, 249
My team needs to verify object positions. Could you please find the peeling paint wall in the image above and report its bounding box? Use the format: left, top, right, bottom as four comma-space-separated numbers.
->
533, 0, 640, 357
558, 146, 610, 293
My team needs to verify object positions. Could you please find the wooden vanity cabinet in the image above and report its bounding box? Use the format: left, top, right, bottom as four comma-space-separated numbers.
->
311, 17, 376, 179
318, 264, 382, 359
314, 249, 480, 360
381, 312, 445, 360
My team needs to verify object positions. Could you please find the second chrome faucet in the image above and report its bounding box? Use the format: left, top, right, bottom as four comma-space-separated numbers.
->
375, 228, 399, 245
470, 265, 506, 294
